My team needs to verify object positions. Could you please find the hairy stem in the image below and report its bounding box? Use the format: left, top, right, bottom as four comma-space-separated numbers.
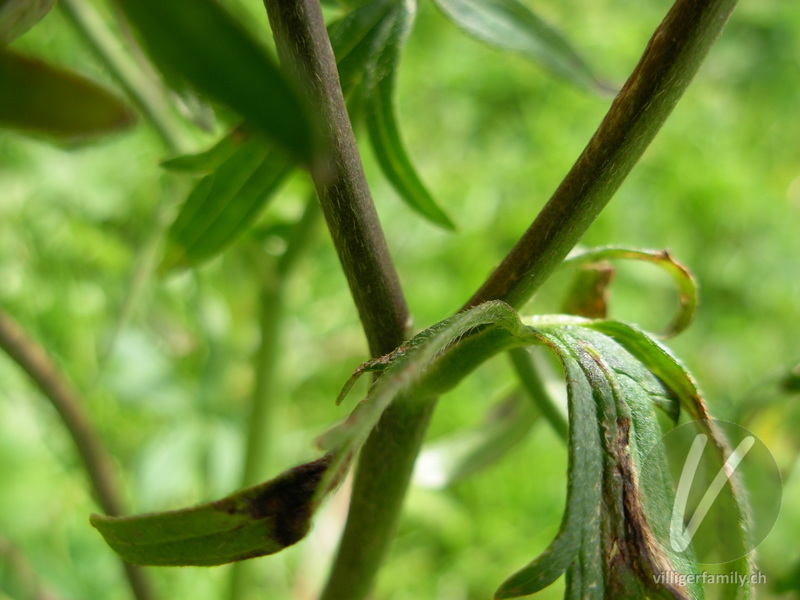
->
227, 196, 319, 600
260, 1, 424, 599
0, 310, 154, 600
263, 0, 409, 356
465, 0, 738, 310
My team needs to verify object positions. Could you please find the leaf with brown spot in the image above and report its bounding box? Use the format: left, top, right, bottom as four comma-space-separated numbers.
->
90, 455, 332, 566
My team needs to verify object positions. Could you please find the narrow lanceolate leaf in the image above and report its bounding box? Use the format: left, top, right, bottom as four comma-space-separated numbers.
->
431, 0, 608, 92
116, 0, 319, 163
563, 247, 699, 337
319, 300, 751, 598
0, 0, 55, 44
0, 50, 134, 142
161, 137, 292, 271
160, 128, 250, 174
91, 456, 331, 566
327, 0, 455, 229
496, 327, 699, 599
328, 0, 395, 94
362, 0, 456, 230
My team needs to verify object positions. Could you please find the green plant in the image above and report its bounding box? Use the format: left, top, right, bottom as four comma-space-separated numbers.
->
2, 0, 794, 599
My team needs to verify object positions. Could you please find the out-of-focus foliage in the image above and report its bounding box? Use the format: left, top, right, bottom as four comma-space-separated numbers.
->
0, 0, 798, 599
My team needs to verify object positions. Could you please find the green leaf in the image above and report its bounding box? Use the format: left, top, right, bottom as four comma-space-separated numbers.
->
563, 246, 700, 338
415, 391, 540, 488
495, 331, 605, 598
319, 302, 751, 597
91, 456, 331, 566
116, 0, 319, 163
0, 50, 135, 143
0, 0, 55, 45
361, 0, 456, 230
161, 137, 292, 271
497, 326, 701, 599
431, 0, 608, 92
160, 128, 250, 174
327, 0, 456, 229
328, 0, 395, 94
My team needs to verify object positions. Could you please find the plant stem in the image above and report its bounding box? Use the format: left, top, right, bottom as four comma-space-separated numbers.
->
0, 536, 67, 600
465, 0, 738, 311
321, 396, 436, 600
60, 0, 187, 153
509, 348, 568, 441
259, 2, 429, 599
323, 0, 736, 594
227, 196, 319, 600
262, 0, 409, 357
0, 309, 155, 600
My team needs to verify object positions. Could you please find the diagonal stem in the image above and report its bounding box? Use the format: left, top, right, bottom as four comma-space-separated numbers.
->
465, 0, 739, 311
0, 309, 154, 600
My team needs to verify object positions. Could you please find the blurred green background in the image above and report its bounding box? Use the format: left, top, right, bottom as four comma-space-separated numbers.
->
1, 0, 798, 599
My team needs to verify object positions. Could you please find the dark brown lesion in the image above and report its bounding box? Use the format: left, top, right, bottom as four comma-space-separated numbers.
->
213, 454, 334, 548
606, 418, 690, 600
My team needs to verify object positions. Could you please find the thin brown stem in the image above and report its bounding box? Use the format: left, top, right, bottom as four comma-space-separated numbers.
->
0, 309, 154, 600
259, 2, 423, 599
263, 0, 409, 357
465, 0, 738, 310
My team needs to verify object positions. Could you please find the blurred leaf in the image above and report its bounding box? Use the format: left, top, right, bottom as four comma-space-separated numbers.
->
91, 455, 331, 566
362, 0, 456, 230
116, 0, 319, 163
0, 49, 135, 142
160, 0, 449, 270
162, 137, 292, 271
415, 392, 540, 488
0, 0, 55, 45
563, 247, 699, 338
328, 0, 394, 93
160, 128, 250, 174
561, 261, 615, 319
431, 0, 608, 92
780, 363, 800, 394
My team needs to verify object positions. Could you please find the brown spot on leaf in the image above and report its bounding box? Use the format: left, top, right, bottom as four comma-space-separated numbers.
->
608, 418, 690, 600
213, 454, 333, 548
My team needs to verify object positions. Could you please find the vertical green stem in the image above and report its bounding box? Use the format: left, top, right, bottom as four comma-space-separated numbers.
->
509, 348, 568, 441
227, 197, 319, 600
